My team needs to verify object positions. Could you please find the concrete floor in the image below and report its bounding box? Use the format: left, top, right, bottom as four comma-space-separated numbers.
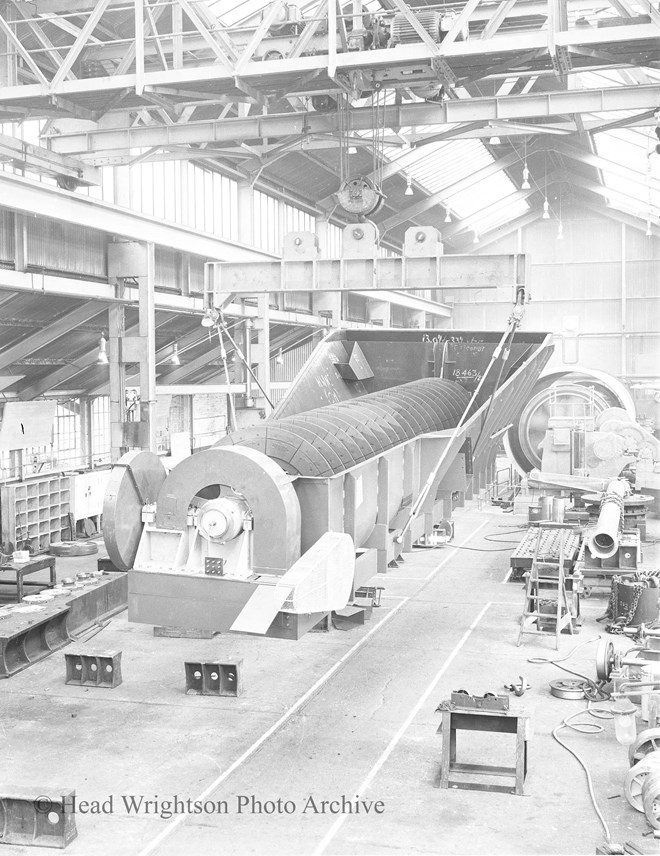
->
2, 505, 660, 856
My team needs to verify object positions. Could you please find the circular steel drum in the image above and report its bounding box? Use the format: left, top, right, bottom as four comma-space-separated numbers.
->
217, 378, 470, 478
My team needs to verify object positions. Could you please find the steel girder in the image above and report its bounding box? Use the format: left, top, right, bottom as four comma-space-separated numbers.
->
45, 84, 660, 157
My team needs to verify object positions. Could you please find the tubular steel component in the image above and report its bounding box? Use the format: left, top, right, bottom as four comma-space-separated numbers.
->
624, 755, 660, 812
549, 678, 588, 699
587, 479, 631, 560
102, 450, 167, 571
217, 378, 470, 477
629, 729, 660, 767
154, 446, 301, 575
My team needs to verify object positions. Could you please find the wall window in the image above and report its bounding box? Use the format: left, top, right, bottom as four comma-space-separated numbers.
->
52, 401, 81, 469
91, 397, 111, 466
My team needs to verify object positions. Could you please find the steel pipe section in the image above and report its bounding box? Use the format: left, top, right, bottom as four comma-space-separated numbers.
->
505, 366, 636, 474
587, 478, 631, 560
217, 378, 471, 478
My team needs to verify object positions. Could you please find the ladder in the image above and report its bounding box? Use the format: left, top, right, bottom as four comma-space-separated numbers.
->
517, 527, 575, 649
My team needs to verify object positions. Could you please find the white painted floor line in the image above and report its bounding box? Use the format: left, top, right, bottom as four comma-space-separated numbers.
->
138, 519, 494, 856
501, 568, 513, 584
423, 519, 490, 581
136, 596, 410, 856
312, 601, 492, 856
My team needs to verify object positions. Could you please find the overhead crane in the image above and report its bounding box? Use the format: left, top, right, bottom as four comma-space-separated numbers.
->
0, 0, 657, 161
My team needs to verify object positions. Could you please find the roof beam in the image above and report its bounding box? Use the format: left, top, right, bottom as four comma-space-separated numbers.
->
468, 208, 543, 251
19, 338, 113, 398
546, 142, 660, 192
0, 301, 107, 372
48, 84, 660, 155
579, 197, 660, 237
0, 132, 100, 185
49, 0, 112, 91
86, 323, 225, 395
0, 172, 273, 262
558, 169, 658, 212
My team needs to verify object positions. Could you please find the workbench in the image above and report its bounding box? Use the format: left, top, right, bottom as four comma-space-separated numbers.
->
0, 556, 56, 602
436, 706, 530, 795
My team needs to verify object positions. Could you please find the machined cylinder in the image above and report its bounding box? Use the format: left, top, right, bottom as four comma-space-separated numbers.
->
587, 478, 631, 559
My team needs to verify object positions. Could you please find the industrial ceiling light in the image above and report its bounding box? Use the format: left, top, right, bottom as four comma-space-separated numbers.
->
97, 335, 109, 365
201, 307, 219, 328
521, 165, 531, 190
557, 221, 564, 240
542, 198, 550, 219
489, 136, 501, 145
404, 174, 413, 196
646, 220, 653, 237
521, 138, 530, 189
276, 347, 284, 366
170, 343, 181, 365
472, 231, 480, 245
444, 209, 451, 223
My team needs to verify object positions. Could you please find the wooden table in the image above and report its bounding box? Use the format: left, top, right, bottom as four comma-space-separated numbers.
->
0, 556, 56, 602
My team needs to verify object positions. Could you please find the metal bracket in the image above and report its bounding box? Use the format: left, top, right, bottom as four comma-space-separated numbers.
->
431, 57, 457, 89
550, 46, 572, 76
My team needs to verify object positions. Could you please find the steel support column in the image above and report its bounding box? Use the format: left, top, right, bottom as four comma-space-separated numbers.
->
107, 240, 157, 458
252, 295, 272, 415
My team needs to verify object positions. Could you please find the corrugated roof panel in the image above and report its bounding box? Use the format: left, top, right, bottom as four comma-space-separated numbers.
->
385, 137, 524, 220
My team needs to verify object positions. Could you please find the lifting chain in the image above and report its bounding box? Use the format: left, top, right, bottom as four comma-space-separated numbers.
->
604, 575, 644, 633
602, 572, 660, 634
600, 489, 626, 533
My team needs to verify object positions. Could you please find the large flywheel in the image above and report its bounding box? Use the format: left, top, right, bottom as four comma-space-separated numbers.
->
103, 450, 167, 570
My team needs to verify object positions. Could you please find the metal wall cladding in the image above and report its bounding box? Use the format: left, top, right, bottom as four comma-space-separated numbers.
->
282, 292, 312, 312
26, 218, 107, 277
270, 339, 314, 383
625, 229, 660, 260
342, 293, 368, 322
155, 246, 179, 289
190, 257, 205, 293
531, 262, 622, 300
524, 215, 621, 263
630, 336, 660, 376
626, 260, 660, 298
628, 298, 660, 333
0, 208, 15, 262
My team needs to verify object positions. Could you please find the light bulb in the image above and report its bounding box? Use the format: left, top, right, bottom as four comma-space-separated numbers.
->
542, 198, 550, 219
170, 343, 180, 365
405, 175, 413, 196
472, 231, 479, 245
201, 308, 219, 328
489, 136, 501, 145
444, 209, 451, 223
97, 335, 109, 365
557, 221, 564, 240
522, 164, 531, 190
612, 697, 638, 745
